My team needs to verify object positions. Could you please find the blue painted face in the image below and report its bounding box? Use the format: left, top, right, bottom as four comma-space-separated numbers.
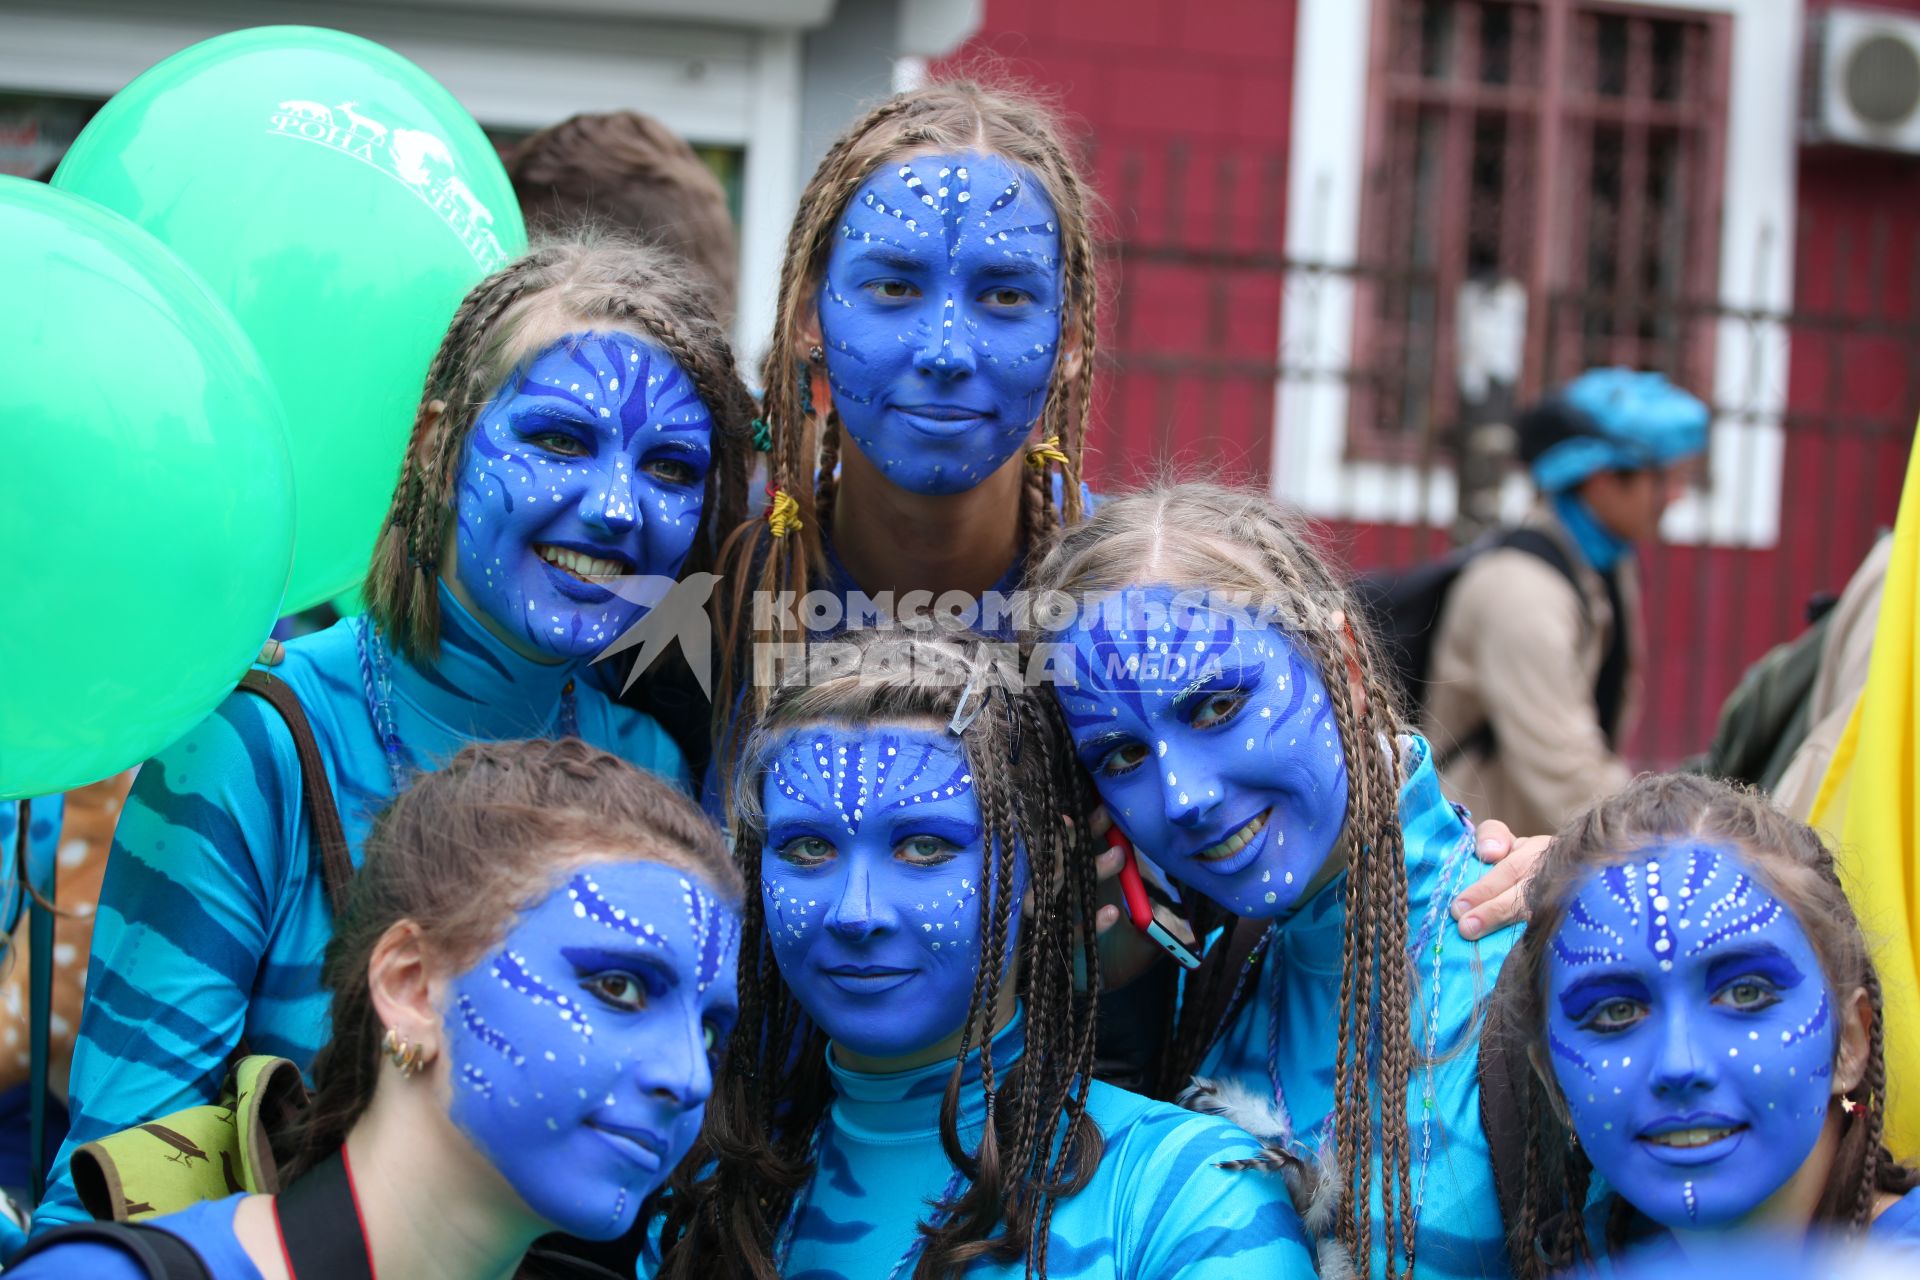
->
1056, 586, 1349, 918
453, 332, 713, 662
759, 726, 1024, 1060
819, 150, 1062, 495
1544, 843, 1838, 1230
443, 860, 739, 1240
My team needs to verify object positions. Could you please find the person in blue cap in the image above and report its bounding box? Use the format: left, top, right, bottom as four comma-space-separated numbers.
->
1422, 367, 1709, 836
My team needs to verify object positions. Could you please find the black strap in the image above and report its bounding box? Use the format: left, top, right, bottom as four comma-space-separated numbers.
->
11, 1220, 213, 1279
1437, 527, 1625, 770
275, 1150, 375, 1280
237, 670, 353, 916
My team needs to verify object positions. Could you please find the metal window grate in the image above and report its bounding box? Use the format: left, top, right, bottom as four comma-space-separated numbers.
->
1349, 0, 1730, 461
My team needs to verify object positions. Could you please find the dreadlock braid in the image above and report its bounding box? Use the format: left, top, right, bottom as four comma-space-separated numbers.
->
1495, 773, 1920, 1277
363, 232, 753, 662
653, 630, 1103, 1280
1026, 481, 1427, 1276
711, 79, 1103, 798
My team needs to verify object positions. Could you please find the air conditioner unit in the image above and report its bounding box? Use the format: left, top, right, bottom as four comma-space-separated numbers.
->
1806, 8, 1920, 153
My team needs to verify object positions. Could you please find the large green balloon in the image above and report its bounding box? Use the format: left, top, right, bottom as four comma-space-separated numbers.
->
0, 179, 294, 800
54, 26, 526, 612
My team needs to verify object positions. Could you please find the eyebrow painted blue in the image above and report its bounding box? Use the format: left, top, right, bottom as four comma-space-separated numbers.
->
453, 331, 713, 662
758, 725, 1025, 1061
818, 151, 1063, 496
1543, 842, 1839, 1232
1054, 586, 1349, 918
442, 860, 739, 1240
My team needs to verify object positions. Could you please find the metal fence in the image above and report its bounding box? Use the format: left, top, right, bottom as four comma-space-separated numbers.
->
1083, 134, 1920, 767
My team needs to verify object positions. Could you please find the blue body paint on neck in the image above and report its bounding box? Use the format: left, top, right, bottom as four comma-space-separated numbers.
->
1552, 491, 1630, 573
1545, 842, 1838, 1231
819, 151, 1062, 495
444, 860, 739, 1239
454, 332, 713, 662
1055, 586, 1349, 918
759, 726, 1023, 1062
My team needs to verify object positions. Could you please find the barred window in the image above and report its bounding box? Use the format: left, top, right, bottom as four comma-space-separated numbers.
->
1349, 0, 1730, 459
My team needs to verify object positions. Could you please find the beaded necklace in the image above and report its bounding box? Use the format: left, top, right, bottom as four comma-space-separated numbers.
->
774, 1116, 970, 1279
355, 616, 579, 793
1259, 824, 1477, 1255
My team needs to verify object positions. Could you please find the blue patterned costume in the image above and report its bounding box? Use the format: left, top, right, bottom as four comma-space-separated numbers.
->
750, 1014, 1315, 1279
7, 1196, 259, 1278
35, 587, 686, 1233
1197, 736, 1518, 1279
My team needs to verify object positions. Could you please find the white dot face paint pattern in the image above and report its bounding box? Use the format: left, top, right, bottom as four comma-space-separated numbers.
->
1054, 585, 1348, 919
452, 332, 714, 661
817, 150, 1064, 496
758, 725, 1022, 1062
443, 861, 740, 1241
1544, 842, 1838, 1231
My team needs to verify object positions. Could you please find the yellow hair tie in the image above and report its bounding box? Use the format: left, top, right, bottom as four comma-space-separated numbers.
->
1026, 435, 1069, 470
766, 487, 803, 538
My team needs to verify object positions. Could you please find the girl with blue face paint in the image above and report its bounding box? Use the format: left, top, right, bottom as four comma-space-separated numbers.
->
1028, 482, 1525, 1279
10, 739, 743, 1280
1495, 773, 1920, 1277
37, 239, 755, 1235
651, 630, 1314, 1280
711, 81, 1100, 785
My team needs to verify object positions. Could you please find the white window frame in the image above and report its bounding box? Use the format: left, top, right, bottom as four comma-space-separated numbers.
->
1272, 0, 1801, 548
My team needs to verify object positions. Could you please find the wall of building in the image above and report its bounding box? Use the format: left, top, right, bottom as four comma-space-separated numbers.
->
937, 0, 1299, 490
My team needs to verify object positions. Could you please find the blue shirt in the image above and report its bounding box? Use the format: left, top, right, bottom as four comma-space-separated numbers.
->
37, 586, 687, 1233
767, 1014, 1314, 1279
1197, 735, 1518, 1279
1875, 1186, 1920, 1246
8, 1195, 262, 1279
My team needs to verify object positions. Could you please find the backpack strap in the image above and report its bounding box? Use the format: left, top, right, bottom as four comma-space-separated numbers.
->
10, 1220, 213, 1280
236, 670, 352, 916
274, 1150, 375, 1280
1438, 526, 1626, 769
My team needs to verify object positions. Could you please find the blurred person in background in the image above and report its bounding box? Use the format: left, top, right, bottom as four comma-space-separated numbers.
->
507, 111, 738, 328
1424, 368, 1709, 836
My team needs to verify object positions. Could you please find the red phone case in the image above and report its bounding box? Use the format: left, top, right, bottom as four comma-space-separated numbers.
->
1106, 829, 1202, 970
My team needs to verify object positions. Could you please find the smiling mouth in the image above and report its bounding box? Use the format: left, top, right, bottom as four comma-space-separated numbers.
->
537, 544, 633, 583
1194, 810, 1271, 864
1640, 1124, 1747, 1149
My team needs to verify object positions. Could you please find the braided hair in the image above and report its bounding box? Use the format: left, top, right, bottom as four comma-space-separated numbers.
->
652, 629, 1105, 1279
1024, 481, 1423, 1276
1496, 772, 1920, 1278
710, 80, 1102, 790
364, 233, 756, 661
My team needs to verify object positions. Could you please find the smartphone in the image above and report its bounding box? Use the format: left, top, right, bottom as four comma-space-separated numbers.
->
1106, 829, 1202, 970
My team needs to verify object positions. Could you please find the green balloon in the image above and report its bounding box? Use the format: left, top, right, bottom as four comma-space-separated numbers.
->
54, 26, 527, 612
0, 179, 294, 800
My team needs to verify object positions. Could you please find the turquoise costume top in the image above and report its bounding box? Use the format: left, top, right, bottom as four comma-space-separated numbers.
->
758, 1014, 1314, 1279
7, 1196, 261, 1279
1197, 735, 1518, 1279
37, 586, 687, 1233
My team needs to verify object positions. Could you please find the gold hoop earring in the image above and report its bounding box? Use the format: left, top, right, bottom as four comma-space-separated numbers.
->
383, 1026, 428, 1077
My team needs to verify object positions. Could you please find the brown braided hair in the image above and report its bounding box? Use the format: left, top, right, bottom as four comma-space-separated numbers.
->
652, 629, 1105, 1279
364, 233, 756, 662
1496, 772, 1920, 1278
283, 737, 739, 1187
1024, 481, 1423, 1276
710, 80, 1102, 793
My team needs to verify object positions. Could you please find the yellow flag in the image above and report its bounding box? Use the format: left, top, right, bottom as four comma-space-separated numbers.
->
1811, 429, 1920, 1159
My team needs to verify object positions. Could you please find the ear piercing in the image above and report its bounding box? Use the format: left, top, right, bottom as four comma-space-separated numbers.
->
808, 344, 824, 364
383, 1026, 431, 1077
